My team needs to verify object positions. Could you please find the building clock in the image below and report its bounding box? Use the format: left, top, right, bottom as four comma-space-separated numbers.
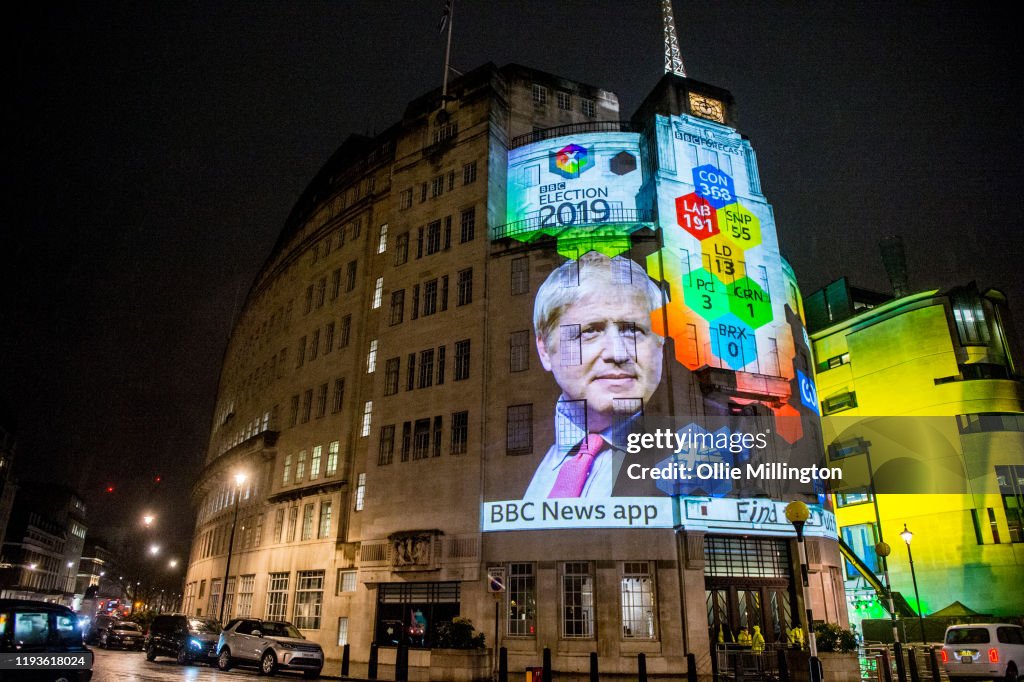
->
688, 92, 725, 123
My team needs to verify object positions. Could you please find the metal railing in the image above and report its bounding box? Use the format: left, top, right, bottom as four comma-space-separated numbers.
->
491, 208, 654, 240
510, 121, 639, 148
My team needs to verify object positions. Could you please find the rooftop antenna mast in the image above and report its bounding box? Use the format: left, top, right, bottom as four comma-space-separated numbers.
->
662, 0, 687, 77
440, 0, 455, 111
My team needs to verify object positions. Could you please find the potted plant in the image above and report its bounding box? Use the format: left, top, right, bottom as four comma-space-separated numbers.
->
429, 618, 490, 682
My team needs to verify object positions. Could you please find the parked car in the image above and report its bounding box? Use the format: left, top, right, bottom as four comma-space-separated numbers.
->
216, 618, 324, 678
144, 613, 222, 665
0, 598, 93, 681
83, 613, 116, 645
941, 623, 1024, 681
99, 620, 144, 650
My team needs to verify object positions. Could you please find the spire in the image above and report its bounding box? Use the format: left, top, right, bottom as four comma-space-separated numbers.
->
662, 0, 687, 77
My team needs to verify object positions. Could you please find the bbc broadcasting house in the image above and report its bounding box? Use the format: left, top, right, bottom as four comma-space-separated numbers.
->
183, 62, 847, 678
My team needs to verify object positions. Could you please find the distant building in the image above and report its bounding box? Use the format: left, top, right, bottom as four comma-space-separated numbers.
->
807, 276, 1024, 629
0, 483, 88, 605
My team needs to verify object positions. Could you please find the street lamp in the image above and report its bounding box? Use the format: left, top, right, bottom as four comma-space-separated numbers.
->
168, 559, 178, 569
142, 514, 155, 528
785, 500, 822, 682
218, 471, 247, 623
900, 524, 926, 644
149, 544, 160, 556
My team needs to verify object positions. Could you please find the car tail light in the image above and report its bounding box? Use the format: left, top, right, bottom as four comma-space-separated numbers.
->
988, 648, 999, 663
940, 650, 948, 663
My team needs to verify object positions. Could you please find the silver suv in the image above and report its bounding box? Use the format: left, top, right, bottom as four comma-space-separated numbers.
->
216, 618, 324, 678
941, 623, 1024, 682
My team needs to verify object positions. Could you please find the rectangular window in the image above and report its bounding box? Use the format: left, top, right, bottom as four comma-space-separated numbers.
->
420, 182, 427, 203
507, 404, 533, 455
339, 315, 351, 348
411, 284, 420, 320
840, 523, 878, 578
390, 290, 405, 325
316, 278, 326, 308
463, 161, 477, 185
301, 389, 313, 423
294, 571, 324, 629
283, 453, 293, 484
557, 91, 571, 110
207, 579, 222, 622
301, 503, 315, 540
400, 188, 413, 210
367, 339, 378, 373
337, 617, 349, 646
266, 572, 290, 620
377, 223, 388, 253
562, 562, 594, 638
332, 378, 345, 413
326, 441, 339, 477
426, 220, 441, 255
384, 357, 401, 395
444, 215, 452, 250
274, 509, 285, 542
822, 391, 858, 415
310, 445, 322, 479
413, 418, 431, 460
460, 207, 476, 243
331, 269, 341, 300
395, 232, 409, 265
621, 562, 656, 639
316, 383, 328, 418
318, 501, 332, 539
237, 575, 255, 617
371, 277, 384, 309
338, 570, 357, 594
287, 507, 298, 542
401, 421, 412, 462
451, 410, 468, 455
354, 472, 366, 510
457, 268, 473, 306
304, 285, 314, 314
224, 577, 236, 620
289, 396, 299, 427
379, 425, 395, 465
346, 260, 357, 292
423, 279, 438, 316
310, 330, 320, 361
507, 563, 536, 637
361, 401, 373, 437
431, 175, 444, 198
510, 330, 530, 372
419, 349, 434, 388
324, 322, 335, 354
437, 345, 446, 385
511, 257, 529, 295
416, 226, 424, 258
454, 339, 471, 380
581, 98, 595, 117
296, 450, 307, 482
297, 336, 307, 368
432, 415, 443, 457
407, 353, 416, 391
532, 84, 547, 105
441, 275, 449, 311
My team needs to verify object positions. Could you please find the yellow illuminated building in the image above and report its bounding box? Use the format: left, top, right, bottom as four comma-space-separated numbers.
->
807, 278, 1024, 636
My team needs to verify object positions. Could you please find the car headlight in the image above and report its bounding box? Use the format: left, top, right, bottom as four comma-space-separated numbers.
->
189, 638, 203, 649
277, 642, 296, 650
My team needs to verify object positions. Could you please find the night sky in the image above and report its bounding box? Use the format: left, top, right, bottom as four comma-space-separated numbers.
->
5, 2, 1021, 556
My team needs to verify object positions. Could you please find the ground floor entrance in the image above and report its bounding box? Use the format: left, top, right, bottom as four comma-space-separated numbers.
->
374, 581, 460, 648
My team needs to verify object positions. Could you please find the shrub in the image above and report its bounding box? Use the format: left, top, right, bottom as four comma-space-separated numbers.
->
434, 617, 485, 649
814, 622, 858, 653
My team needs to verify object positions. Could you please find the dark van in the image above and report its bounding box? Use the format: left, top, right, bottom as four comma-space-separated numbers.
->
0, 598, 93, 681
144, 613, 221, 665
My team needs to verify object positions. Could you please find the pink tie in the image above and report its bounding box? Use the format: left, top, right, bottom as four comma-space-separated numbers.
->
548, 434, 605, 498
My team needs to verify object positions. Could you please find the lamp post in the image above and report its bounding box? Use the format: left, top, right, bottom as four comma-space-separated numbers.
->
899, 524, 926, 644
218, 472, 247, 623
785, 501, 822, 682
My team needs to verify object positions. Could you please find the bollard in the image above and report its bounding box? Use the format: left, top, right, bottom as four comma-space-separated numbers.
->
929, 646, 941, 682
687, 652, 698, 682
499, 646, 508, 682
880, 648, 893, 682
907, 646, 920, 682
590, 652, 598, 682
638, 652, 648, 682
543, 647, 552, 682
777, 648, 789, 682
395, 643, 409, 682
367, 642, 378, 680
894, 642, 907, 682
341, 643, 350, 677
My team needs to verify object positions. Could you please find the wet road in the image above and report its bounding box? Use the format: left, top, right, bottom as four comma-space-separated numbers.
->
90, 647, 330, 681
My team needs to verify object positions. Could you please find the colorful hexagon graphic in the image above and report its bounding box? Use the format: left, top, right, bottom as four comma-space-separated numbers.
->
728, 276, 773, 328
683, 268, 729, 321
610, 151, 637, 175
549, 143, 593, 179
773, 403, 804, 444
675, 192, 719, 240
709, 313, 757, 370
700, 232, 743, 281
692, 164, 736, 209
717, 202, 762, 250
